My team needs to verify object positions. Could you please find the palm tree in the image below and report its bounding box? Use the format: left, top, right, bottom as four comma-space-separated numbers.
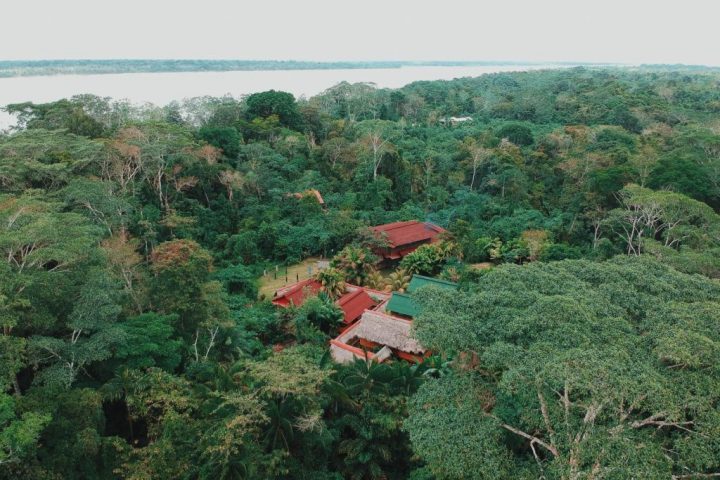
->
419, 355, 454, 379
315, 267, 346, 300
331, 246, 376, 285
263, 397, 299, 451
323, 378, 359, 416
100, 368, 138, 444
441, 266, 461, 283
389, 361, 425, 396
386, 268, 410, 292
363, 268, 385, 290
342, 358, 394, 397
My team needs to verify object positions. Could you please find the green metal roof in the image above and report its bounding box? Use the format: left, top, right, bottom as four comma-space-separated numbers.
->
385, 292, 419, 318
407, 275, 458, 293
386, 276, 457, 318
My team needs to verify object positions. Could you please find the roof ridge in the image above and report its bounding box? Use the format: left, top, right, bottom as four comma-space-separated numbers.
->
276, 278, 317, 296
411, 274, 458, 286
391, 291, 413, 298
337, 288, 363, 305
423, 221, 445, 231
372, 220, 420, 231
362, 308, 414, 325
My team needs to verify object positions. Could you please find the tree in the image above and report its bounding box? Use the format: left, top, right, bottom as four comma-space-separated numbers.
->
198, 126, 241, 160
217, 170, 245, 201
400, 242, 457, 276
101, 127, 144, 196
408, 257, 720, 479
329, 359, 422, 479
113, 313, 182, 371
330, 246, 377, 286
213, 264, 258, 300
0, 129, 102, 193
463, 138, 491, 191
245, 90, 303, 130
62, 178, 134, 236
357, 120, 397, 180
320, 137, 358, 177
296, 295, 344, 335
150, 239, 214, 328
248, 346, 330, 467
520, 229, 551, 262
5, 99, 105, 138
101, 232, 145, 313
0, 335, 50, 469
0, 394, 51, 467
29, 270, 125, 388
385, 269, 411, 292
496, 123, 534, 146
604, 184, 720, 256
315, 267, 346, 300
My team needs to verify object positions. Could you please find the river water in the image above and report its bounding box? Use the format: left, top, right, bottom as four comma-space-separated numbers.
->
0, 64, 563, 129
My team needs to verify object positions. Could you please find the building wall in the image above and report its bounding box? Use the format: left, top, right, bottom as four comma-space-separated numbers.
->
330, 344, 360, 363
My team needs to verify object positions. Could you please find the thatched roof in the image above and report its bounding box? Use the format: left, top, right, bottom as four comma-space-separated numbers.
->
337, 310, 425, 354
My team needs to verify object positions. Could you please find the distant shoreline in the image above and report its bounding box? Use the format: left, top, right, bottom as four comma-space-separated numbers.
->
0, 59, 594, 78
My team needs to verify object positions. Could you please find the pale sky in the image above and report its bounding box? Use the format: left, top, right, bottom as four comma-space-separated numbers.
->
1, 0, 720, 65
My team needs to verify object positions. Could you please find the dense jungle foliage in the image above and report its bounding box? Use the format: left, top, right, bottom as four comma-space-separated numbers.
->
1, 67, 719, 479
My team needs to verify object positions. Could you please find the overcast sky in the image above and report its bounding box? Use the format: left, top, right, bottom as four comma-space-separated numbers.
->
2, 0, 719, 65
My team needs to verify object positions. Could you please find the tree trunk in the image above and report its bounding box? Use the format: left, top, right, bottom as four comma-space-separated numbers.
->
12, 375, 21, 397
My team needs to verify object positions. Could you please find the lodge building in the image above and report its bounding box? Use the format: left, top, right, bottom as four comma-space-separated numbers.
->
272, 272, 457, 364
370, 220, 445, 261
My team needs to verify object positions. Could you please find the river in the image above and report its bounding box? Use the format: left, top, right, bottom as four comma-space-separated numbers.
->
0, 64, 565, 129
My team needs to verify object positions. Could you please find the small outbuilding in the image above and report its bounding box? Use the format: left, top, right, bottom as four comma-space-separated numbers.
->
330, 310, 428, 363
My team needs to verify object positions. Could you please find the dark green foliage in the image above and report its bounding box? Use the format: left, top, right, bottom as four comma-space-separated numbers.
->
213, 264, 258, 300
198, 126, 242, 160
496, 123, 534, 146
3, 67, 720, 479
113, 313, 182, 371
6, 99, 105, 138
409, 258, 720, 478
295, 294, 344, 336
245, 90, 303, 130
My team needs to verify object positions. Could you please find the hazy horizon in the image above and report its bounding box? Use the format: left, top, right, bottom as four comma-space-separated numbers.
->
3, 0, 720, 66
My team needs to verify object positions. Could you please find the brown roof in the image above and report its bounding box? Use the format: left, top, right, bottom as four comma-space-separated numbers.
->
334, 310, 425, 355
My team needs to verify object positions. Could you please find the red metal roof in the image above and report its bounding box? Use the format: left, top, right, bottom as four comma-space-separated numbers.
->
272, 279, 322, 307
371, 220, 445, 248
337, 289, 377, 324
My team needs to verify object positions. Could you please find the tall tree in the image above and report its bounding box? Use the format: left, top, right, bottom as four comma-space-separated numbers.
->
408, 257, 720, 479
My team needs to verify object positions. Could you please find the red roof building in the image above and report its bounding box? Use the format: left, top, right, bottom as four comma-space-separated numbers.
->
271, 279, 322, 307
370, 220, 445, 260
272, 281, 389, 324
336, 289, 378, 324
329, 310, 428, 364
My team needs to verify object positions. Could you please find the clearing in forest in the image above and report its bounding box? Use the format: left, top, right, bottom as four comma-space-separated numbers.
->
258, 257, 324, 299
